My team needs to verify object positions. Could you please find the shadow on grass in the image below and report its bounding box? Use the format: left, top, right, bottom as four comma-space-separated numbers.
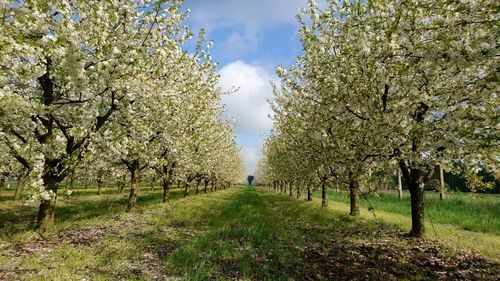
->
0, 188, 186, 239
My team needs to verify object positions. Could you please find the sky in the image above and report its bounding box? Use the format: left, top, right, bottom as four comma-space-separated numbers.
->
184, 0, 316, 175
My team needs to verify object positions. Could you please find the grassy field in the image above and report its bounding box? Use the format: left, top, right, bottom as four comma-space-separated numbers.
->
312, 189, 500, 234
0, 186, 498, 280
0, 185, 188, 240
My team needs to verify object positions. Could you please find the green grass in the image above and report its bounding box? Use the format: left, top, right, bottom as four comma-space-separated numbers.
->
0, 185, 187, 240
312, 189, 500, 234
165, 187, 304, 280
0, 186, 498, 280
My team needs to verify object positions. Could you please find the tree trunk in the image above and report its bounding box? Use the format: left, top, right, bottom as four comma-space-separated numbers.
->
296, 185, 300, 198
0, 176, 5, 194
97, 179, 103, 195
321, 180, 327, 207
397, 169, 403, 200
204, 180, 208, 194
289, 183, 292, 196
307, 186, 312, 201
349, 172, 360, 216
439, 165, 445, 200
195, 179, 200, 195
138, 174, 141, 193
151, 177, 155, 191
184, 182, 189, 197
162, 177, 171, 203
126, 161, 140, 212
35, 177, 59, 232
118, 174, 126, 193
400, 163, 426, 238
36, 197, 57, 231
211, 180, 215, 192
409, 181, 425, 237
14, 169, 29, 201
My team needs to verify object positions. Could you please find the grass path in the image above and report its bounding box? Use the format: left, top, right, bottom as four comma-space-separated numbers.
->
0, 186, 498, 280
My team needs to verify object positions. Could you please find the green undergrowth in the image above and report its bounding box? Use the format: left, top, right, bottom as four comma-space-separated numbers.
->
312, 189, 500, 234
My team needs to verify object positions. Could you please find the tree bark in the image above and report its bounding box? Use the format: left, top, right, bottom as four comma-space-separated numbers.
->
14, 169, 29, 201
307, 186, 312, 201
126, 160, 140, 212
296, 185, 300, 198
119, 174, 126, 193
36, 197, 57, 231
35, 176, 59, 231
349, 172, 360, 216
321, 180, 328, 207
399, 162, 426, 238
0, 176, 5, 194
162, 177, 171, 203
204, 179, 208, 194
439, 165, 445, 200
184, 182, 189, 197
195, 179, 201, 195
397, 169, 403, 199
97, 179, 103, 195
289, 183, 292, 196
409, 181, 425, 237
161, 163, 175, 203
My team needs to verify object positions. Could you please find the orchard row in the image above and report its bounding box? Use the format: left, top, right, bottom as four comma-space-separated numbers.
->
255, 0, 498, 238
0, 1, 245, 231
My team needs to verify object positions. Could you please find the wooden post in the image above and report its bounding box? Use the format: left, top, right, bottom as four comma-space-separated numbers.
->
439, 165, 445, 200
397, 170, 403, 200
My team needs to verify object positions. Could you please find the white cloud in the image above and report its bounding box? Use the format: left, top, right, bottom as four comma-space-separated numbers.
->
218, 61, 274, 135
218, 61, 276, 174
241, 146, 260, 175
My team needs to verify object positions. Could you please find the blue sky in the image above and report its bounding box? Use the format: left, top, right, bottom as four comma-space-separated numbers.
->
184, 0, 315, 174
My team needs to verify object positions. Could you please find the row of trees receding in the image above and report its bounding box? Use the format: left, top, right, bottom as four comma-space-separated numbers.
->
255, 0, 498, 238
0, 0, 245, 231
